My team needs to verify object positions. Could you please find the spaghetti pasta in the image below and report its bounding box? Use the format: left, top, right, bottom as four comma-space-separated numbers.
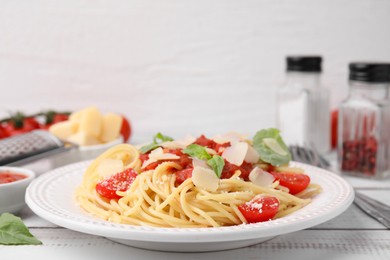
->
76, 131, 321, 228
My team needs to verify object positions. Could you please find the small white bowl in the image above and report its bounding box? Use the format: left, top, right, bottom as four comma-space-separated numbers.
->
0, 167, 36, 214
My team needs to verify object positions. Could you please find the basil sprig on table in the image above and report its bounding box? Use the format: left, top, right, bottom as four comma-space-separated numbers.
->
183, 144, 225, 178
139, 132, 174, 154
252, 128, 291, 166
0, 213, 42, 245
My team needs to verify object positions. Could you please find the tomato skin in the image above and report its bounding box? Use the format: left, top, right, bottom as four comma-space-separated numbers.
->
4, 117, 40, 137
331, 110, 338, 149
120, 116, 132, 142
271, 171, 310, 195
0, 125, 9, 139
95, 168, 138, 200
221, 161, 253, 180
238, 196, 280, 223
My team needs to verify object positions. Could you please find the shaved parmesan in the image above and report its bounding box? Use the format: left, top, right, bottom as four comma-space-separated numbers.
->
192, 158, 210, 169
222, 142, 248, 166
263, 138, 288, 156
244, 145, 260, 163
249, 167, 275, 187
142, 147, 180, 169
213, 132, 248, 144
191, 166, 219, 192
97, 159, 124, 178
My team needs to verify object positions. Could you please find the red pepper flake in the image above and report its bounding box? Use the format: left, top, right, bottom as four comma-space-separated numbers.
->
341, 136, 377, 175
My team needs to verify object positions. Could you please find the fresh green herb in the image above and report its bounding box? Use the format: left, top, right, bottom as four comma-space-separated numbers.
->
183, 144, 212, 160
183, 144, 225, 178
207, 155, 225, 178
153, 132, 174, 143
140, 132, 174, 154
0, 213, 42, 245
252, 128, 291, 166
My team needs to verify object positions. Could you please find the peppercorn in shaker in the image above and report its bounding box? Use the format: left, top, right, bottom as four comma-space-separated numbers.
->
338, 62, 390, 178
276, 56, 330, 154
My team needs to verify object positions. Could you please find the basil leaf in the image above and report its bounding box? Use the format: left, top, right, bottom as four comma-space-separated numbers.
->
207, 155, 225, 178
252, 128, 291, 166
0, 213, 42, 245
140, 132, 174, 154
139, 143, 160, 154
183, 144, 212, 160
153, 132, 174, 143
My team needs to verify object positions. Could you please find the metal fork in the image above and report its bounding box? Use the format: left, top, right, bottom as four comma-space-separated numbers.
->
289, 144, 390, 229
289, 144, 330, 169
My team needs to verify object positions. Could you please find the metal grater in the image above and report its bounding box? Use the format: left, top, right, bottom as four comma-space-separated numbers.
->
0, 130, 75, 166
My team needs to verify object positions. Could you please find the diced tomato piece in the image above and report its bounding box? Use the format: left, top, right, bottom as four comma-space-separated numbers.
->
221, 160, 253, 180
95, 168, 138, 200
270, 171, 310, 195
238, 195, 280, 223
120, 116, 132, 142
194, 135, 230, 153
175, 168, 193, 185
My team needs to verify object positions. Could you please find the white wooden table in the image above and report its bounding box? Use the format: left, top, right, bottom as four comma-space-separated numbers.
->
2, 151, 390, 260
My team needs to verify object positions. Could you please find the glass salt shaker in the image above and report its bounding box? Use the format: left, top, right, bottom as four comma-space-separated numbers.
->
338, 62, 390, 178
276, 56, 330, 154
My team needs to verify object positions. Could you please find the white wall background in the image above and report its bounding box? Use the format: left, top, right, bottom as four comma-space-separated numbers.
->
0, 0, 389, 143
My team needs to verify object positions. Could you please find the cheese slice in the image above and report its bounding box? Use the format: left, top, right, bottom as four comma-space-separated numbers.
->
222, 142, 248, 166
191, 166, 219, 192
67, 131, 101, 146
78, 107, 102, 138
100, 113, 122, 142
249, 167, 275, 187
49, 121, 78, 140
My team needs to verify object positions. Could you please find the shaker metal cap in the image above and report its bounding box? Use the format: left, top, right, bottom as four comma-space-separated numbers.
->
349, 62, 390, 83
286, 56, 322, 72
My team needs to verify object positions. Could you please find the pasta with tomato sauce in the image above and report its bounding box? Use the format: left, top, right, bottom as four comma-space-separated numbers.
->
76, 129, 322, 227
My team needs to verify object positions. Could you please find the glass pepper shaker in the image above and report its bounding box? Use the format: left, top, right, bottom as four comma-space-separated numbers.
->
338, 62, 390, 178
276, 56, 330, 154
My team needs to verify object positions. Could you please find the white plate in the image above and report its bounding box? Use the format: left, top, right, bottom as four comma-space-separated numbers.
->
26, 161, 354, 252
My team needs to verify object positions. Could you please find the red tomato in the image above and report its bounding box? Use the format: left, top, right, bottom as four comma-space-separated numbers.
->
331, 110, 338, 149
175, 168, 193, 185
238, 195, 280, 223
0, 125, 9, 139
95, 168, 138, 200
221, 160, 253, 180
120, 116, 132, 142
194, 135, 230, 153
4, 116, 40, 137
271, 171, 310, 195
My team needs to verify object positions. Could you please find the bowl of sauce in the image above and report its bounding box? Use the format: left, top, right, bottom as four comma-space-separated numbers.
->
0, 167, 36, 214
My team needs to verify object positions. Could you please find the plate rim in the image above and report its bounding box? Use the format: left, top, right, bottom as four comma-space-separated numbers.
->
26, 160, 355, 243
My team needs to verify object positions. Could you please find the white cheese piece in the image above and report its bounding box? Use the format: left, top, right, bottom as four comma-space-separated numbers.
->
213, 132, 248, 144
141, 158, 157, 169
49, 121, 78, 140
67, 131, 101, 146
78, 107, 102, 138
249, 167, 275, 187
222, 142, 248, 166
100, 113, 122, 142
206, 148, 217, 155
192, 158, 210, 169
263, 138, 288, 156
191, 166, 219, 192
161, 135, 196, 149
244, 145, 260, 163
97, 159, 124, 178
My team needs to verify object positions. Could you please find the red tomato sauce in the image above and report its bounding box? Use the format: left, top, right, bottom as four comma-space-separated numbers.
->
0, 172, 27, 184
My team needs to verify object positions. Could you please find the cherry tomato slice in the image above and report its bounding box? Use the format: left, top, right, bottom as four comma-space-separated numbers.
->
95, 168, 138, 200
271, 171, 310, 195
238, 195, 280, 223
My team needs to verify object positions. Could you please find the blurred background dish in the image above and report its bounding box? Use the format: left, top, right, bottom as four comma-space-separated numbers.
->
0, 166, 35, 214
